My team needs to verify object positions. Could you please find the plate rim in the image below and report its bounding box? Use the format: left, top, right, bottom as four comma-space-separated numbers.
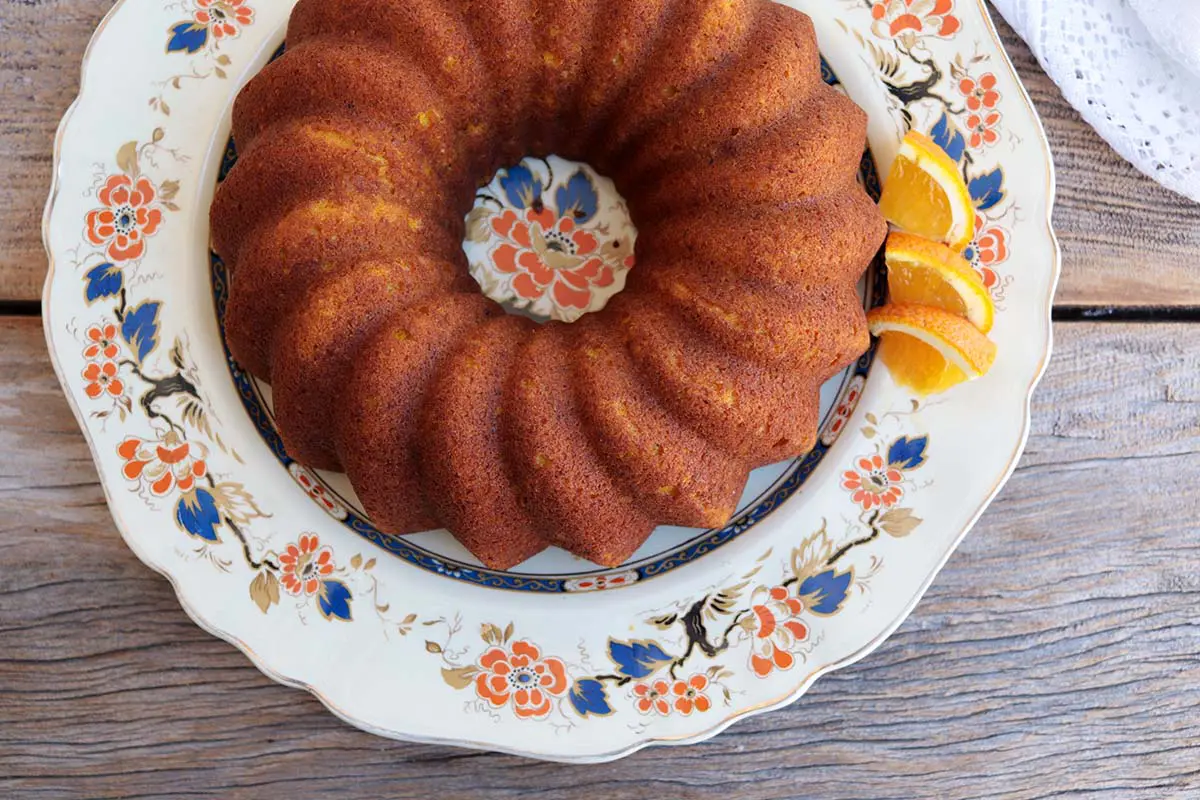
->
40, 0, 1061, 763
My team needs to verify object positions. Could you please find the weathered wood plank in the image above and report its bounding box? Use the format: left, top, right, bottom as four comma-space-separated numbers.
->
0, 0, 112, 304
2, 315, 1198, 798
991, 14, 1200, 308
3, 3, 1200, 304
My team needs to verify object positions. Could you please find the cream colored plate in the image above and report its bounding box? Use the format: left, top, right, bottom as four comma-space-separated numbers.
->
43, 0, 1058, 762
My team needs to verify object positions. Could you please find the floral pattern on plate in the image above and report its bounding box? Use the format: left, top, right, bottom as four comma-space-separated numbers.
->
43, 0, 1057, 761
463, 156, 636, 323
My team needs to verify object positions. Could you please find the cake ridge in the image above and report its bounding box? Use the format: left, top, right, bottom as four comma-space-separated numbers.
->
503, 326, 656, 567
210, 0, 888, 569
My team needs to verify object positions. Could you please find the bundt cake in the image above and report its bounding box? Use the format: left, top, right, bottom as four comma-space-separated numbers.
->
210, 0, 887, 570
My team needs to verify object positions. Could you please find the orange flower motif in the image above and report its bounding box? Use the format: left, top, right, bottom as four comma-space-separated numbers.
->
959, 73, 1000, 112
965, 213, 1009, 290
746, 585, 809, 678
670, 674, 712, 715
821, 377, 865, 446
870, 0, 960, 40
473, 639, 569, 719
632, 679, 673, 715
288, 463, 349, 520
117, 431, 208, 497
278, 533, 336, 597
489, 208, 615, 310
841, 454, 904, 510
564, 571, 637, 592
83, 323, 120, 361
82, 360, 124, 399
966, 111, 1001, 149
194, 0, 254, 39
85, 175, 164, 263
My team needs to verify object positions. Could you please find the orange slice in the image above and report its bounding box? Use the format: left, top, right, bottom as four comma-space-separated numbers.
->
885, 231, 994, 333
867, 303, 997, 395
878, 130, 975, 251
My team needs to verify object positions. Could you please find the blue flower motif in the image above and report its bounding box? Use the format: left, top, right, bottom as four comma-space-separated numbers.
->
121, 301, 160, 363
84, 263, 123, 303
887, 435, 929, 470
930, 112, 967, 163
554, 169, 599, 223
176, 488, 221, 542
798, 569, 853, 616
317, 580, 353, 621
969, 168, 1005, 211
608, 639, 674, 679
499, 164, 543, 210
568, 678, 613, 717
166, 21, 209, 54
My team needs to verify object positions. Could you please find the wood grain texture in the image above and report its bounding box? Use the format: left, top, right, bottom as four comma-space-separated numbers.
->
990, 13, 1200, 308
2, 2, 1200, 304
0, 0, 112, 304
3, 315, 1199, 798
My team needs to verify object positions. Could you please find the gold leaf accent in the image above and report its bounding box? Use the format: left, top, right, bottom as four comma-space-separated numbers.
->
350, 553, 363, 570
465, 206, 492, 243
364, 558, 376, 571
879, 507, 923, 538
425, 640, 443, 654
159, 179, 180, 201
502, 621, 514, 643
152, 127, 165, 143
705, 581, 747, 620
402, 613, 418, 625
116, 141, 139, 177
441, 666, 479, 690
481, 622, 502, 645
210, 481, 269, 526
791, 520, 834, 582
249, 570, 279, 613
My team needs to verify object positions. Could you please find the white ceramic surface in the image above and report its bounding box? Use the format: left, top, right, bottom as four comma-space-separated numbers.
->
43, 0, 1059, 762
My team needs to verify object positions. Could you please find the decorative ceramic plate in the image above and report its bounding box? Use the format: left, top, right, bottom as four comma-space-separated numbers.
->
43, 0, 1059, 762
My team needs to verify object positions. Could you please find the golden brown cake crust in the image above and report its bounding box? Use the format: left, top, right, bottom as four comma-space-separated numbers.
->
336, 295, 498, 535
223, 201, 461, 378
210, 0, 888, 569
418, 317, 548, 570
572, 313, 746, 529
613, 2, 820, 186
596, 0, 758, 164
503, 328, 656, 567
269, 263, 468, 470
618, 296, 840, 467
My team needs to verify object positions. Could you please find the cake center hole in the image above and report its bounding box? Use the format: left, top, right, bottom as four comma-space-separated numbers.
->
462, 155, 637, 324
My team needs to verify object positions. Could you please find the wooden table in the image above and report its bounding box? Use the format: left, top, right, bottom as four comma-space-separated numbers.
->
4, 6, 1200, 798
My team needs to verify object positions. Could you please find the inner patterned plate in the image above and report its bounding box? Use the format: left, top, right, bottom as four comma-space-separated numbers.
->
43, 0, 1058, 762
208, 54, 886, 592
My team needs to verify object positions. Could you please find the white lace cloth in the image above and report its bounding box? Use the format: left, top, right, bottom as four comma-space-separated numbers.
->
991, 0, 1200, 202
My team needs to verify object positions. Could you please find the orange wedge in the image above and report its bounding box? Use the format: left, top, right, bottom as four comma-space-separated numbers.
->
867, 303, 997, 395
885, 231, 994, 333
879, 130, 975, 251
